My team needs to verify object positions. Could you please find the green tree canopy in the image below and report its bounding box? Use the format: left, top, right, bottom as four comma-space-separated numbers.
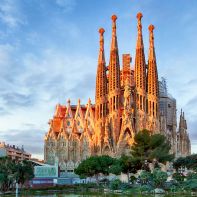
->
173, 154, 197, 172
131, 129, 174, 170
0, 157, 34, 192
139, 168, 168, 189
152, 168, 168, 188
74, 155, 117, 182
109, 154, 142, 181
119, 155, 141, 174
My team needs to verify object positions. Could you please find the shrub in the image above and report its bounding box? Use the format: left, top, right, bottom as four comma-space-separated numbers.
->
183, 179, 197, 191
120, 183, 131, 190
110, 179, 121, 190
140, 170, 152, 185
152, 168, 168, 188
140, 184, 153, 193
130, 175, 137, 184
173, 172, 185, 183
186, 172, 197, 180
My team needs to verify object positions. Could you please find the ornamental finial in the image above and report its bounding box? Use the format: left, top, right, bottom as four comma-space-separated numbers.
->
149, 24, 155, 32
99, 28, 105, 35
136, 12, 143, 20
111, 14, 117, 22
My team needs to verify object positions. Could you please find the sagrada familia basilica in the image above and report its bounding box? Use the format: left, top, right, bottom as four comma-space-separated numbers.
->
44, 13, 191, 172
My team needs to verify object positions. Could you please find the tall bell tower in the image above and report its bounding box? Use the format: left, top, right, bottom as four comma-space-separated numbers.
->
134, 12, 146, 132
95, 28, 108, 153
108, 15, 121, 148
147, 25, 159, 132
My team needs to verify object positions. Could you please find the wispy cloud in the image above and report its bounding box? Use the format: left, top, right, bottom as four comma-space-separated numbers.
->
0, 42, 95, 158
0, 0, 26, 28
0, 45, 96, 113
1, 92, 34, 107
55, 0, 76, 12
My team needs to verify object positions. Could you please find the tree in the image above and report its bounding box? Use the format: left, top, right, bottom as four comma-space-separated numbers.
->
173, 157, 187, 171
108, 155, 142, 182
152, 168, 168, 188
74, 156, 99, 179
184, 154, 197, 172
172, 172, 185, 183
15, 160, 34, 187
108, 159, 122, 176
129, 175, 137, 184
114, 155, 141, 182
131, 129, 174, 170
110, 179, 121, 190
74, 155, 116, 183
98, 155, 115, 176
140, 170, 152, 185
0, 157, 34, 192
0, 157, 15, 192
182, 172, 197, 192
173, 154, 197, 172
139, 169, 168, 189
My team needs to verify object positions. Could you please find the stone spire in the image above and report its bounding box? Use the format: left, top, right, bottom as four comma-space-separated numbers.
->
179, 110, 185, 129
178, 110, 190, 156
134, 12, 146, 109
108, 15, 121, 113
147, 25, 159, 118
98, 28, 105, 67
134, 12, 147, 132
136, 12, 144, 49
148, 25, 156, 61
95, 28, 108, 120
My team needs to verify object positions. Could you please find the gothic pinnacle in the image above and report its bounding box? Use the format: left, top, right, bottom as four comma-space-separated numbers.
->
111, 14, 117, 21
111, 14, 118, 50
99, 27, 105, 35
149, 24, 155, 49
147, 22, 158, 117
137, 12, 143, 20
108, 13, 120, 113
135, 12, 146, 94
98, 28, 105, 64
149, 24, 155, 32
136, 12, 144, 49
137, 12, 143, 31
95, 26, 107, 119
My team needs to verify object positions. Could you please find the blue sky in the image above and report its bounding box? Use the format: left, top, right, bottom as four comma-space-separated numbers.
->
0, 0, 197, 159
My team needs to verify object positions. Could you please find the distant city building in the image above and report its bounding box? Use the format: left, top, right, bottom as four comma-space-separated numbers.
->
44, 13, 191, 172
0, 142, 31, 161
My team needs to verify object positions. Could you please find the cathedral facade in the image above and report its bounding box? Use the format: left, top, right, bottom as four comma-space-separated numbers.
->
44, 13, 191, 172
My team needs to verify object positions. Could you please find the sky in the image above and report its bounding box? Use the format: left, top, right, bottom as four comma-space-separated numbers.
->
0, 0, 197, 159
